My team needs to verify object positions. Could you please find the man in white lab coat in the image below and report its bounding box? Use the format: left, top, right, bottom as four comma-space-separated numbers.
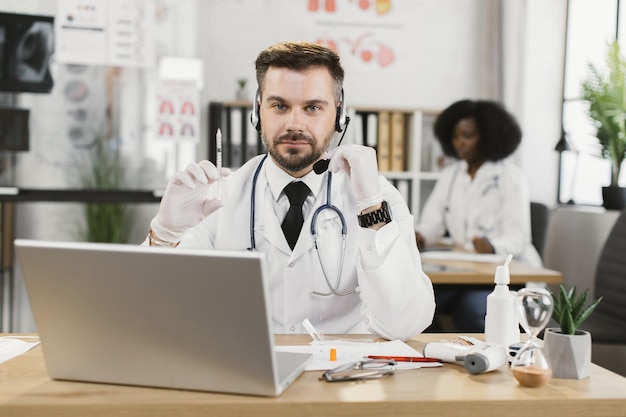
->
146, 41, 434, 341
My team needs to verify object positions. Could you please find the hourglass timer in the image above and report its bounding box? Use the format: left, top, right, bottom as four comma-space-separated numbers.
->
510, 286, 554, 388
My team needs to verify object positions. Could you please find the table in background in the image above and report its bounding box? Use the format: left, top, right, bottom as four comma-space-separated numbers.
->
1, 333, 625, 417
423, 258, 562, 285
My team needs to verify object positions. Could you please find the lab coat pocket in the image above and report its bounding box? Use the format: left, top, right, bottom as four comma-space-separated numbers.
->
318, 291, 359, 322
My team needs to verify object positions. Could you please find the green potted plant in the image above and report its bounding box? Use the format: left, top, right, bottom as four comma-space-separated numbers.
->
543, 285, 603, 379
74, 136, 134, 243
581, 40, 626, 210
235, 78, 249, 101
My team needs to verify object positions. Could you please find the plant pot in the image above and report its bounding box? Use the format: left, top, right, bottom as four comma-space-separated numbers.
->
236, 88, 249, 101
602, 186, 626, 210
543, 328, 591, 379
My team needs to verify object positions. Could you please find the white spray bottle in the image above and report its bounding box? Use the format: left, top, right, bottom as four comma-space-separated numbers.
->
484, 254, 520, 348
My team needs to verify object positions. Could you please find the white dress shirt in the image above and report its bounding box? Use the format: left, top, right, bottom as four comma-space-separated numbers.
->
176, 154, 435, 341
416, 159, 542, 267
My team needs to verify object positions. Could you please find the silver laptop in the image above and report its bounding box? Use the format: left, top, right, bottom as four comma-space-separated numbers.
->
15, 239, 312, 396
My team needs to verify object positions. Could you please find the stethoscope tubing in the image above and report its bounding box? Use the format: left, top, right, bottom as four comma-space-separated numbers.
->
247, 154, 354, 296
248, 154, 268, 251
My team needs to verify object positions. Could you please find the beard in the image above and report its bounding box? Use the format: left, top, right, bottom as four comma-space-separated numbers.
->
262, 130, 334, 173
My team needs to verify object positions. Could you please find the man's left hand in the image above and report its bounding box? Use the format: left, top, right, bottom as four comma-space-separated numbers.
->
327, 144, 383, 211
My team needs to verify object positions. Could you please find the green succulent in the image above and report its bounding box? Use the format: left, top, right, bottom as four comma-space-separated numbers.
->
550, 285, 603, 335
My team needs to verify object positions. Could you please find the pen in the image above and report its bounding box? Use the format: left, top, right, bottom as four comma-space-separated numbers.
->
367, 355, 441, 363
216, 128, 222, 197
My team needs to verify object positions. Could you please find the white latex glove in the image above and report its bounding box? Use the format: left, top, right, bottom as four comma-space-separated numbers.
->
151, 161, 230, 242
327, 144, 383, 211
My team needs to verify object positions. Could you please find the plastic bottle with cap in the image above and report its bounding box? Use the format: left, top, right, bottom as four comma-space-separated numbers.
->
484, 254, 520, 348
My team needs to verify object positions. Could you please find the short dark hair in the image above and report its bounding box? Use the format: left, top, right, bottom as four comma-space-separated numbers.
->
254, 41, 344, 101
433, 99, 522, 161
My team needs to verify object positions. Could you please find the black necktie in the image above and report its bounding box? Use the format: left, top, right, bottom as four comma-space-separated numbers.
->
281, 181, 310, 250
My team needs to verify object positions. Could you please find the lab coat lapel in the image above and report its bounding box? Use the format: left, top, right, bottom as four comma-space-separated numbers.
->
259, 208, 315, 259
291, 215, 315, 259
253, 161, 327, 258
255, 207, 293, 255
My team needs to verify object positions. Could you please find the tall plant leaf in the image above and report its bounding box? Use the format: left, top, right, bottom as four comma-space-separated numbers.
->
582, 41, 626, 185
75, 137, 134, 243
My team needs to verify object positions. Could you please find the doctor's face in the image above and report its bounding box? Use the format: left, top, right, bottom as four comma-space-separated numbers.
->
259, 66, 337, 177
452, 117, 481, 164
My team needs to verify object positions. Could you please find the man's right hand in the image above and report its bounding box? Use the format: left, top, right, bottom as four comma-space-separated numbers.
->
151, 161, 228, 243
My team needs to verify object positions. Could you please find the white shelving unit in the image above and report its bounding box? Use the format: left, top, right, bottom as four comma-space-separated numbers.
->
346, 106, 443, 220
208, 102, 443, 221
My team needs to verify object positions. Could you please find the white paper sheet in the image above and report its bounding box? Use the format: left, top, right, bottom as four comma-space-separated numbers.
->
276, 339, 442, 371
0, 337, 40, 364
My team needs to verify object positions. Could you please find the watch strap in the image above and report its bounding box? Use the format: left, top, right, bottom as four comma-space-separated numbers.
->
357, 200, 392, 228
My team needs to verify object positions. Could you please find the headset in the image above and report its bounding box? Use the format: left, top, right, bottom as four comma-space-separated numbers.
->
250, 88, 349, 133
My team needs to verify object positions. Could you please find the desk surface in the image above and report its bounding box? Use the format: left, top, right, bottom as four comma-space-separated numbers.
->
423, 259, 563, 285
1, 333, 624, 417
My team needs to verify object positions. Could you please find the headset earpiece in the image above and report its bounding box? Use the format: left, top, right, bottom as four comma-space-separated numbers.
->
335, 89, 349, 132
250, 90, 261, 132
252, 88, 348, 133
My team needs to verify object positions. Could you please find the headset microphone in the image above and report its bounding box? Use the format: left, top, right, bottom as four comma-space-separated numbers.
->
313, 159, 330, 175
313, 114, 350, 175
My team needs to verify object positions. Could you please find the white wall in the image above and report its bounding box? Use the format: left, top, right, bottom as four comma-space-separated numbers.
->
198, 0, 500, 109
197, 0, 565, 207
2, 0, 566, 331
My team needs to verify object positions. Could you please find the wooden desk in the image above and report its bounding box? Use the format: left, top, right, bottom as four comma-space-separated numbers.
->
423, 259, 562, 285
1, 333, 625, 417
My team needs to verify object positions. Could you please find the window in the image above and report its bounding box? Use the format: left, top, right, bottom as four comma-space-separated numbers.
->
560, 0, 626, 205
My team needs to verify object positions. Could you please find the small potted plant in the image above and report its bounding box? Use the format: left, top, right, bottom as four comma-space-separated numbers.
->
235, 78, 249, 101
543, 285, 603, 379
581, 40, 626, 210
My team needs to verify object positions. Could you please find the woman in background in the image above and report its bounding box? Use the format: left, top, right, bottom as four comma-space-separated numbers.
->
415, 99, 541, 332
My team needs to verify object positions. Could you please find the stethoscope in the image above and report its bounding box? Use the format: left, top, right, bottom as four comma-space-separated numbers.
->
247, 154, 354, 296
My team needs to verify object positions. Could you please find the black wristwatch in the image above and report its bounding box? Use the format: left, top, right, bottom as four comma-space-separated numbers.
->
357, 200, 393, 228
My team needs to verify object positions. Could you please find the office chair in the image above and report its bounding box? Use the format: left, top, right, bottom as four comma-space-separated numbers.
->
578, 209, 626, 344
530, 202, 550, 258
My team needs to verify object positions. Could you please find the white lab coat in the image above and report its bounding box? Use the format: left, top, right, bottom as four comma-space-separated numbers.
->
176, 154, 435, 341
416, 159, 542, 267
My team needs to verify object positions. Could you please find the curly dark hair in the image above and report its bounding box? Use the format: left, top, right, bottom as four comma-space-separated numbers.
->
255, 41, 344, 101
433, 99, 522, 161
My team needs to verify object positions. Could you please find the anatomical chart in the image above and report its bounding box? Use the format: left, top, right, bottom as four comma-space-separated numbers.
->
287, 0, 421, 75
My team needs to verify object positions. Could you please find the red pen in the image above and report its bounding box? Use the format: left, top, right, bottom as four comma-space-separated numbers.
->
367, 355, 441, 363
